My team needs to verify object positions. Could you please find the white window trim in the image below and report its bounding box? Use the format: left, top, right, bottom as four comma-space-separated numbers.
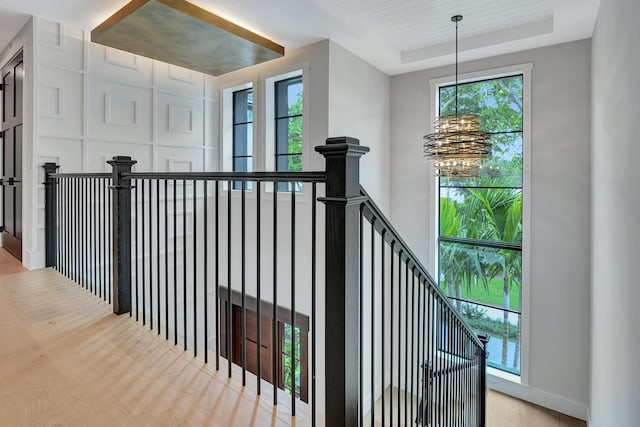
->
428, 62, 533, 385
263, 66, 311, 200
220, 80, 256, 194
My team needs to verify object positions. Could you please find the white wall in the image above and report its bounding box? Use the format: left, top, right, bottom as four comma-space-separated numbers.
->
591, 0, 640, 425
390, 39, 592, 419
328, 41, 391, 214
29, 17, 218, 270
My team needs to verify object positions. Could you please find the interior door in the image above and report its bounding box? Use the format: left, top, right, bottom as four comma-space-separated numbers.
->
1, 51, 23, 260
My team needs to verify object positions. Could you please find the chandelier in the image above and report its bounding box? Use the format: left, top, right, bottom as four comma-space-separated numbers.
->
423, 15, 491, 177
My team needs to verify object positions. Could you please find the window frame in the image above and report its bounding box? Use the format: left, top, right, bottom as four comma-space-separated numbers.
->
220, 81, 255, 193
265, 69, 307, 195
231, 87, 254, 190
428, 63, 532, 385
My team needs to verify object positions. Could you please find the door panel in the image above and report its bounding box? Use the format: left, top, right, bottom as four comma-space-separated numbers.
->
1, 51, 23, 260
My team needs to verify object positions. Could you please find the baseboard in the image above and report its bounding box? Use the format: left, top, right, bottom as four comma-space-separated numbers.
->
487, 373, 589, 421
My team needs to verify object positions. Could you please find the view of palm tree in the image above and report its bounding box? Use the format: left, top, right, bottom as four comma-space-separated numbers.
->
438, 75, 523, 374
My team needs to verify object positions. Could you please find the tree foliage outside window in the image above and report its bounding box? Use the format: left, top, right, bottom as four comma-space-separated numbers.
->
282, 323, 301, 397
275, 76, 303, 191
438, 75, 523, 375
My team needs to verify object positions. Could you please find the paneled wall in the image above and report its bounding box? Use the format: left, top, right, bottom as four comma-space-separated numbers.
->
32, 17, 219, 269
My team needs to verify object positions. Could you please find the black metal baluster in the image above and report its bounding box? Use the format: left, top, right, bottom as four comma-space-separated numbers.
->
421, 279, 427, 427
411, 268, 416, 425
311, 183, 317, 427
135, 180, 139, 320
227, 180, 232, 376
108, 177, 112, 304
359, 206, 364, 427
397, 249, 403, 427
141, 180, 146, 325
183, 179, 187, 351
370, 218, 375, 427
241, 182, 246, 385
381, 229, 386, 427
291, 185, 296, 415
428, 289, 433, 427
150, 179, 154, 331
215, 181, 220, 369
272, 182, 278, 404
83, 178, 87, 289
165, 180, 169, 340
157, 179, 161, 335
61, 178, 65, 276
73, 177, 77, 283
173, 179, 177, 346
193, 179, 197, 358
203, 180, 208, 362
417, 277, 423, 427
80, 178, 84, 288
404, 261, 409, 427
256, 181, 261, 393
389, 241, 395, 427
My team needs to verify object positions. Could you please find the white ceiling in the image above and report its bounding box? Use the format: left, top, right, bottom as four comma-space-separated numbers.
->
0, 0, 600, 75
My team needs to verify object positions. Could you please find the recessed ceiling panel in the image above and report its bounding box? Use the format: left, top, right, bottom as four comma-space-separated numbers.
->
91, 0, 285, 76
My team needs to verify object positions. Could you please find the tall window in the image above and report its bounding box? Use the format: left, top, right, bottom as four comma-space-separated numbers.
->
274, 76, 303, 191
232, 88, 253, 190
438, 75, 523, 375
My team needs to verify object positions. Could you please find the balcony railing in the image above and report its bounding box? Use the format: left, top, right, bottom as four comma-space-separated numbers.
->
43, 136, 487, 426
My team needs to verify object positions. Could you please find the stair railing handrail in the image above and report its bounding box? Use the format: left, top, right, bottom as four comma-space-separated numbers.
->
359, 186, 485, 349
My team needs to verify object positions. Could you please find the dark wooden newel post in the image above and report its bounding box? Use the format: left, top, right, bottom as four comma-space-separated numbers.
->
316, 136, 369, 427
43, 162, 60, 267
107, 156, 137, 315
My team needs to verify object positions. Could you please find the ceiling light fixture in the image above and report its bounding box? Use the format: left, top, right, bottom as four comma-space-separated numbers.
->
423, 15, 491, 178
92, 0, 284, 76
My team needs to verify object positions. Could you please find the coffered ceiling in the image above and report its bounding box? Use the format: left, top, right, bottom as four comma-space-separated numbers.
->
0, 0, 600, 75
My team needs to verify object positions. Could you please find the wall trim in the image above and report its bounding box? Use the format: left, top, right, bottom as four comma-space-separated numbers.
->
488, 373, 589, 421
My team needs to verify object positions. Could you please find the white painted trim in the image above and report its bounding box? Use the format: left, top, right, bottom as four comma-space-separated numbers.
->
487, 372, 589, 421
428, 62, 533, 384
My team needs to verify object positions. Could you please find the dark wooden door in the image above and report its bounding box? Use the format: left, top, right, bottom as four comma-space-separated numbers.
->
1, 51, 23, 260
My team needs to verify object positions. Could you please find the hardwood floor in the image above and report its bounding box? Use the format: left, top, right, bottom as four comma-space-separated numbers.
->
0, 265, 586, 426
0, 269, 309, 426
0, 247, 26, 276
487, 390, 586, 427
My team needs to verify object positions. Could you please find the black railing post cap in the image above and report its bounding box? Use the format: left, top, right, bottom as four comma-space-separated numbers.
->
326, 136, 360, 145
315, 136, 370, 156
107, 156, 137, 167
43, 162, 59, 170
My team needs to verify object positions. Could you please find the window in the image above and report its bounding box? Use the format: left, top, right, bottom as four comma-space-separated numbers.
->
232, 88, 253, 190
274, 75, 303, 191
219, 289, 309, 402
279, 323, 302, 398
437, 75, 524, 375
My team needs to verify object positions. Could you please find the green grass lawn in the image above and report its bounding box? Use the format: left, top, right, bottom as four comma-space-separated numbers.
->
441, 277, 520, 311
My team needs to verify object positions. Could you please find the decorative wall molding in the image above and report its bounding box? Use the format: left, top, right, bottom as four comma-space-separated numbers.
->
104, 93, 139, 127
168, 105, 194, 134
38, 21, 64, 49
39, 85, 64, 119
105, 47, 140, 70
168, 65, 194, 84
168, 158, 194, 172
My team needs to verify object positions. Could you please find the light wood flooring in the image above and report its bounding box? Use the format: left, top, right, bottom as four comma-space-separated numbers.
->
0, 247, 26, 275
0, 260, 586, 427
487, 390, 586, 427
0, 268, 309, 426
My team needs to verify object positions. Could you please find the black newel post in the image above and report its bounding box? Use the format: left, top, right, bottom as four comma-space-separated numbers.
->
107, 156, 137, 315
43, 162, 60, 267
316, 136, 369, 427
478, 334, 489, 427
